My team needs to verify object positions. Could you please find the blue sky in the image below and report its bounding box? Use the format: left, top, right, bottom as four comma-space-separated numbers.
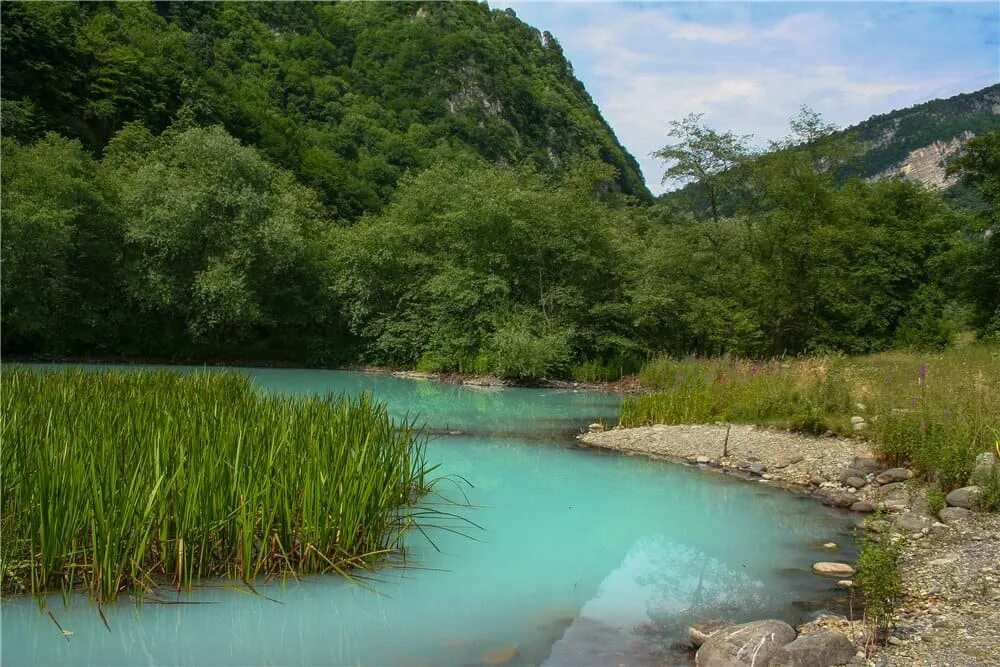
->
489, 1, 1000, 193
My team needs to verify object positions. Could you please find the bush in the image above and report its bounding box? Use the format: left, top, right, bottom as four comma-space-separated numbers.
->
856, 530, 903, 644
488, 314, 572, 382
974, 465, 1000, 512
926, 485, 946, 514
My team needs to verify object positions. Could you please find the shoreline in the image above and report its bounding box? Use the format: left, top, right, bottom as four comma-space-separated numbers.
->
1, 355, 641, 395
580, 424, 1000, 666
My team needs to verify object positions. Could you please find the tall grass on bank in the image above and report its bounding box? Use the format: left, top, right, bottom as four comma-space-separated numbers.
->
1, 369, 430, 603
622, 346, 1000, 491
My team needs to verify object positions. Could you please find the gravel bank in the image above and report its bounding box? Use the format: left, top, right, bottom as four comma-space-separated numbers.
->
580, 424, 1000, 666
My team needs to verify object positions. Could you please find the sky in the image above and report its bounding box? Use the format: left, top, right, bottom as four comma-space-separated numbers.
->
489, 1, 1000, 194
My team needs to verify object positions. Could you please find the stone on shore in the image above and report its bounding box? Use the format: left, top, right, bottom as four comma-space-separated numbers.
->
851, 457, 880, 475
812, 562, 855, 577
844, 476, 866, 489
850, 500, 875, 513
809, 474, 827, 486
748, 461, 767, 475
688, 619, 731, 647
587, 423, 605, 434
695, 619, 796, 666
937, 506, 972, 524
945, 486, 981, 509
768, 629, 856, 667
894, 513, 931, 533
815, 488, 857, 508
876, 468, 913, 484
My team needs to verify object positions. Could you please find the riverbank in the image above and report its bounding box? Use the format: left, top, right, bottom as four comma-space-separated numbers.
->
2, 355, 642, 394
580, 424, 1000, 666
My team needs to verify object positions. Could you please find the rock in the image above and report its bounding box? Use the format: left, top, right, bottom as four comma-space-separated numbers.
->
482, 645, 518, 665
695, 619, 796, 666
876, 468, 913, 484
587, 423, 605, 434
851, 457, 880, 475
839, 468, 864, 483
815, 488, 857, 508
845, 477, 866, 489
850, 416, 865, 425
762, 473, 774, 480
850, 501, 875, 513
748, 462, 767, 475
894, 513, 931, 533
769, 629, 856, 667
877, 499, 910, 513
812, 562, 855, 577
851, 418, 866, 432
689, 619, 731, 647
823, 542, 838, 549
837, 580, 854, 589
774, 455, 805, 469
809, 474, 827, 486
696, 455, 711, 464
945, 486, 982, 509
973, 451, 998, 477
937, 506, 971, 524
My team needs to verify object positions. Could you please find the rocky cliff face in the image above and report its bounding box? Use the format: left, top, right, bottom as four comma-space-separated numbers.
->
872, 130, 974, 189
841, 84, 1000, 189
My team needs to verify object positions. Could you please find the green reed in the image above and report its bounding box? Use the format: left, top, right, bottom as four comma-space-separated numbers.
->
1, 368, 429, 603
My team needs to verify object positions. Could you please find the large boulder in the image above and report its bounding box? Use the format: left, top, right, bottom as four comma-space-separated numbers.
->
945, 486, 982, 509
695, 619, 796, 666
768, 630, 856, 667
876, 468, 913, 484
689, 619, 731, 647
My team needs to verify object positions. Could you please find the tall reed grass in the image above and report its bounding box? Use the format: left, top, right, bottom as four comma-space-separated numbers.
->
1, 369, 430, 603
623, 345, 1000, 491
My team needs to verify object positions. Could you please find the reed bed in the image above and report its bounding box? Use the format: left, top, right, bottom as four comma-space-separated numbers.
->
1, 368, 430, 603
623, 345, 1000, 491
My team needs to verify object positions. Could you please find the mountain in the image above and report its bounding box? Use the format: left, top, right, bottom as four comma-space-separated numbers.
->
0, 1, 650, 221
839, 84, 1000, 188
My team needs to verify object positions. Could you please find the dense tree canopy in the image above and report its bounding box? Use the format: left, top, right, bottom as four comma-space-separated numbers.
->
2, 3, 996, 378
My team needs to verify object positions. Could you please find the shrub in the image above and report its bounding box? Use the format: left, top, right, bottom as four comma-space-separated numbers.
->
856, 530, 903, 645
488, 314, 572, 381
926, 485, 946, 515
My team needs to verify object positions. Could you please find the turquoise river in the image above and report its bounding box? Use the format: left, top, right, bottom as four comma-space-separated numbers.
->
1, 367, 859, 666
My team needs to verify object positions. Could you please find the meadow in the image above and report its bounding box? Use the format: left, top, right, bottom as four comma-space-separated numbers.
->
0, 369, 430, 603
622, 345, 1000, 493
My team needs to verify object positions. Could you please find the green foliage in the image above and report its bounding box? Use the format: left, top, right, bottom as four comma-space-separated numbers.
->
488, 313, 573, 381
975, 465, 1000, 513
0, 134, 121, 352
571, 353, 643, 383
1, 1, 649, 220
856, 530, 903, 642
331, 159, 631, 373
1, 368, 429, 602
926, 485, 946, 515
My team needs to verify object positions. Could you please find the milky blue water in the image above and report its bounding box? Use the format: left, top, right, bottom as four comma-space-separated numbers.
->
2, 367, 858, 666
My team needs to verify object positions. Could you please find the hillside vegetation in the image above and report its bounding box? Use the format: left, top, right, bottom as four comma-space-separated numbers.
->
2, 2, 998, 380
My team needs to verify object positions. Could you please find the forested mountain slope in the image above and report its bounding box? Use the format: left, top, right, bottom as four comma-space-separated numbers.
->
1, 1, 649, 220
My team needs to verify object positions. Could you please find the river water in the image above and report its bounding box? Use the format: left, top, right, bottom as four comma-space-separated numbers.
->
1, 367, 857, 666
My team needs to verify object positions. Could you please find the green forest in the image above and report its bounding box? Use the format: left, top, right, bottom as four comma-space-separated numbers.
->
3, 1, 998, 380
